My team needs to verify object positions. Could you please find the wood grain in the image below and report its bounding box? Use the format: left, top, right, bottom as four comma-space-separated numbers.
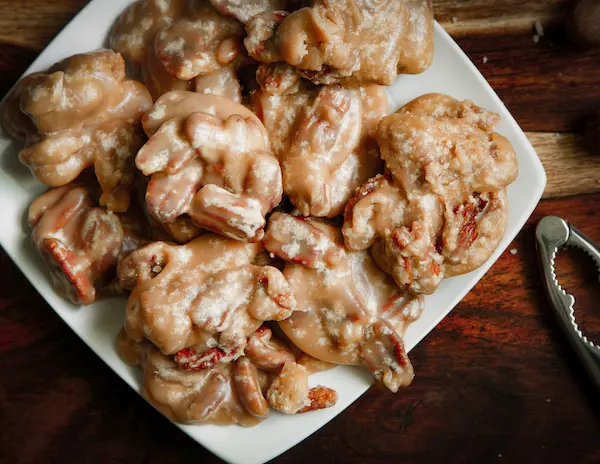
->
436, 0, 569, 36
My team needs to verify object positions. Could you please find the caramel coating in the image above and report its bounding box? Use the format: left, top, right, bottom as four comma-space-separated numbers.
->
2, 50, 152, 212
266, 361, 310, 414
233, 356, 270, 418
0, 74, 38, 141
252, 83, 388, 217
117, 234, 297, 357
194, 65, 242, 102
111, 0, 245, 99
244, 11, 289, 63
29, 184, 124, 305
156, 2, 244, 80
245, 325, 296, 372
381, 94, 517, 198
256, 62, 301, 96
263, 212, 422, 391
244, 0, 434, 86
138, 91, 283, 242
210, 0, 303, 24
143, 46, 243, 103
343, 93, 518, 294
143, 346, 265, 426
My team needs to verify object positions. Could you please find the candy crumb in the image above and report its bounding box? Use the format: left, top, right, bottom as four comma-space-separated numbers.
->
534, 20, 544, 37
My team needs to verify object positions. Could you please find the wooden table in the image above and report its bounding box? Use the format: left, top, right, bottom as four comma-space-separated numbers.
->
1, 1, 600, 463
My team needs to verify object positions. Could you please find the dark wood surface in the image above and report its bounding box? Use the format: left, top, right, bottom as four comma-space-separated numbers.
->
1, 1, 600, 463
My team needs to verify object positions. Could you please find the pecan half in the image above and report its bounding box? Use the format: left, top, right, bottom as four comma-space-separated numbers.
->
359, 320, 414, 393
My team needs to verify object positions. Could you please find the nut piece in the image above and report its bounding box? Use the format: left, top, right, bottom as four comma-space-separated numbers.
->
264, 212, 423, 379
296, 353, 336, 374
266, 361, 309, 414
256, 62, 301, 96
116, 327, 151, 366
110, 0, 189, 64
262, 212, 343, 268
342, 174, 408, 252
174, 345, 243, 371
138, 91, 283, 242
297, 385, 338, 413
267, 361, 338, 414
252, 83, 388, 217
0, 74, 38, 141
370, 200, 445, 295
194, 65, 242, 103
280, 85, 361, 216
3, 50, 152, 212
245, 326, 296, 372
111, 0, 245, 100
442, 190, 508, 276
233, 357, 270, 418
359, 320, 414, 393
343, 93, 518, 294
380, 94, 516, 198
154, 2, 244, 81
126, 328, 336, 424
244, 11, 289, 62
29, 184, 125, 305
117, 234, 297, 357
244, 0, 434, 85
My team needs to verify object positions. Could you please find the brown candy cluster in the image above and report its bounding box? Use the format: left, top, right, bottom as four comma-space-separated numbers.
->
1, 0, 519, 429
343, 94, 518, 294
1, 50, 152, 212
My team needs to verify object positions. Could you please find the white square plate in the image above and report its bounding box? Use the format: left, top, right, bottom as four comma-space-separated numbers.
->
0, 2, 546, 463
